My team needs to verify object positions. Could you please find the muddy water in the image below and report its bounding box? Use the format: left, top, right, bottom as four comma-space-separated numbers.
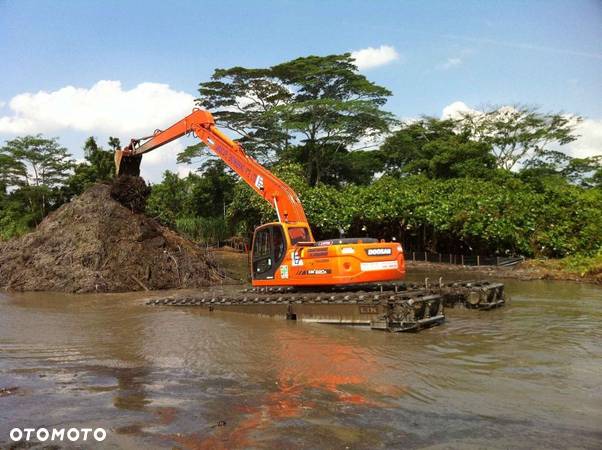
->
1, 276, 601, 449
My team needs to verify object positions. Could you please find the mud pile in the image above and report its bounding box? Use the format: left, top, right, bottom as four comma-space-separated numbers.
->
0, 177, 225, 293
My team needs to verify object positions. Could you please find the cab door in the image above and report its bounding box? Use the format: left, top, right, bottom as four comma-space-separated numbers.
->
251, 224, 286, 280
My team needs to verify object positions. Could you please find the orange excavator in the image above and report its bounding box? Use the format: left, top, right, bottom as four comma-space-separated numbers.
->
118, 109, 505, 331
115, 109, 405, 289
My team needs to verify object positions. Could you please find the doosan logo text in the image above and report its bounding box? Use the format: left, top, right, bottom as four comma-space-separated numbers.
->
10, 427, 107, 443
366, 248, 392, 256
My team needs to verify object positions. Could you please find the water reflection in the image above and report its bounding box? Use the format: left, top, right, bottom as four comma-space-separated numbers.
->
1, 279, 601, 448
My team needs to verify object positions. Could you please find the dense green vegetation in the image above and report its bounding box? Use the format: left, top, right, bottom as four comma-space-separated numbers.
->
0, 135, 115, 239
1, 53, 601, 269
220, 163, 602, 258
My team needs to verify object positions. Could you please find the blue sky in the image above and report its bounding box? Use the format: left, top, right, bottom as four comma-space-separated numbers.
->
1, 0, 601, 180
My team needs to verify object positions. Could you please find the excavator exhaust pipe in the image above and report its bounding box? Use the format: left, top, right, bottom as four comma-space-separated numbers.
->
115, 150, 143, 177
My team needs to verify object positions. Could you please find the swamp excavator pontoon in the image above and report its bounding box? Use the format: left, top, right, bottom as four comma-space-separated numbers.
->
115, 109, 505, 332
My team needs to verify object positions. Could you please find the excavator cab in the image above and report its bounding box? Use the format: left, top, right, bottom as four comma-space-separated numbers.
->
251, 224, 287, 280
251, 223, 313, 281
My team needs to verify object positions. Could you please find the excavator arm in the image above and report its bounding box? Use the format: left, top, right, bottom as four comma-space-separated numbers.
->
114, 109, 414, 300
115, 109, 308, 225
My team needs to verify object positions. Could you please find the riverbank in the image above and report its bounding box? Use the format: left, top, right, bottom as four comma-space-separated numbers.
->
407, 259, 602, 285
211, 248, 602, 286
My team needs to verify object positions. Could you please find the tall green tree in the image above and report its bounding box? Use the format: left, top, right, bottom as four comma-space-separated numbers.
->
83, 137, 115, 181
271, 54, 395, 185
458, 105, 580, 171
188, 160, 236, 217
108, 136, 121, 152
563, 155, 602, 187
380, 118, 496, 178
0, 135, 74, 218
146, 171, 190, 224
0, 153, 24, 192
198, 67, 292, 162
519, 150, 602, 190
67, 137, 116, 196
195, 54, 396, 185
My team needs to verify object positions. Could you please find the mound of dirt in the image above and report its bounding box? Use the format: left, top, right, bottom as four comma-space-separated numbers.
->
110, 175, 151, 213
0, 178, 225, 293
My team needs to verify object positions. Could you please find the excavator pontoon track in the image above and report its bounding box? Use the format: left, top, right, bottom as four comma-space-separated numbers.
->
241, 279, 506, 310
146, 279, 505, 332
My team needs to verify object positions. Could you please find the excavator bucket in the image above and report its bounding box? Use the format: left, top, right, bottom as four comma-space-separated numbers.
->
115, 150, 143, 177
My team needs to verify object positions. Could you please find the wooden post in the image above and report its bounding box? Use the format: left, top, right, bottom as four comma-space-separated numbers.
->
477, 255, 480, 266
449, 254, 452, 264
461, 255, 464, 265
424, 251, 427, 262
412, 251, 415, 262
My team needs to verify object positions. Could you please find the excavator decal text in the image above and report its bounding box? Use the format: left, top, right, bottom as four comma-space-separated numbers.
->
296, 268, 332, 276
291, 250, 303, 266
213, 143, 253, 179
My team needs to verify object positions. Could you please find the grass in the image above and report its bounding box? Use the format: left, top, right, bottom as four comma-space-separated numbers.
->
525, 250, 602, 279
558, 251, 602, 277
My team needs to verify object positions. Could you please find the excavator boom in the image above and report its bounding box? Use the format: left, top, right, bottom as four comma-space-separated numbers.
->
115, 109, 308, 224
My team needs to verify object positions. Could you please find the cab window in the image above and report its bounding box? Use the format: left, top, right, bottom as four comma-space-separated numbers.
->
253, 228, 272, 274
254, 228, 270, 258
288, 227, 311, 245
252, 225, 287, 277
273, 227, 285, 261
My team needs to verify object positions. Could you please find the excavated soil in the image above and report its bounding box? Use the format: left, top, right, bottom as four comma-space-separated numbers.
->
0, 178, 225, 293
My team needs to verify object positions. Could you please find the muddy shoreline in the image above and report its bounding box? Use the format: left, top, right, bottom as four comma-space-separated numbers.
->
406, 260, 602, 285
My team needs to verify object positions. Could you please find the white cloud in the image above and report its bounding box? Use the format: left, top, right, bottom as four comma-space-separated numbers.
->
569, 119, 602, 158
0, 80, 222, 183
439, 57, 463, 70
0, 80, 195, 135
138, 137, 207, 183
441, 101, 477, 119
351, 45, 400, 70
442, 101, 521, 121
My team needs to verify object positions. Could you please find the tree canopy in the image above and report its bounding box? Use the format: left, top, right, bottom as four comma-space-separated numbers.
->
194, 53, 396, 185
1, 54, 600, 261
457, 105, 580, 171
380, 118, 496, 179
